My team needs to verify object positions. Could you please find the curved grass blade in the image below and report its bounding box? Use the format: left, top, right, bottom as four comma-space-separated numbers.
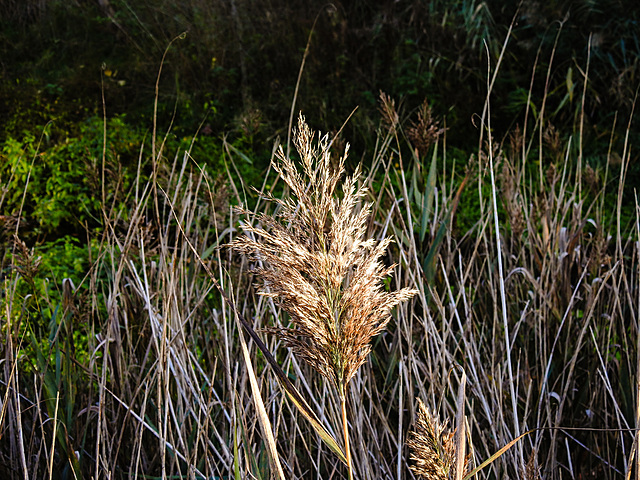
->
419, 142, 438, 243
236, 320, 284, 480
462, 429, 533, 480
423, 170, 470, 283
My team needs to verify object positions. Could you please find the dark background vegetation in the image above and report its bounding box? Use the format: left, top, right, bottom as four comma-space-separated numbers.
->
1, 0, 639, 240
1, 1, 640, 479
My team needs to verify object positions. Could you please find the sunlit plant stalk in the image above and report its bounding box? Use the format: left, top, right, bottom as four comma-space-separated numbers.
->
231, 114, 417, 478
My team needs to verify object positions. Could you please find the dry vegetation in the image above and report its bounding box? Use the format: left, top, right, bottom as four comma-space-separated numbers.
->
1, 52, 639, 480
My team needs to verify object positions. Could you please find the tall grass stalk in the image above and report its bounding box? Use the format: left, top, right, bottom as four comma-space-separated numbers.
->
231, 114, 417, 479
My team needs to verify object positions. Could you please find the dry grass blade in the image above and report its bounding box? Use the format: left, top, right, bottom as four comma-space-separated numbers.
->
462, 430, 534, 480
454, 370, 467, 480
236, 311, 286, 480
48, 392, 59, 480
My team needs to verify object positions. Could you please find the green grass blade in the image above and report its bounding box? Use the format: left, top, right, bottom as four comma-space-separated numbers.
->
423, 219, 448, 284
233, 418, 241, 480
283, 387, 348, 465
420, 142, 438, 242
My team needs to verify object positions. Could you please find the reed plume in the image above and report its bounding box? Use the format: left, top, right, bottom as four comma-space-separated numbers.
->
231, 114, 417, 478
407, 398, 469, 480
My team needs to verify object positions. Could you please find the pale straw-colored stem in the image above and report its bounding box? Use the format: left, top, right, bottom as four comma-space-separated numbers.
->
340, 385, 354, 480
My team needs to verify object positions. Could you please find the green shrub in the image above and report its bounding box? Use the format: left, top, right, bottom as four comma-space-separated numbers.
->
1, 115, 143, 235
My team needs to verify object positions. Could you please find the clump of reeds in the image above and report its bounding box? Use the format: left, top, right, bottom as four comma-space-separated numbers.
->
406, 98, 445, 157
231, 114, 417, 478
407, 398, 469, 480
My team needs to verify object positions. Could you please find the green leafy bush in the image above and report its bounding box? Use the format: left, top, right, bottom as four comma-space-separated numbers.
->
1, 115, 143, 236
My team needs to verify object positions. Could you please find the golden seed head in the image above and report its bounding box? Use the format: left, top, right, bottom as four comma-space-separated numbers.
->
407, 399, 468, 480
231, 114, 417, 389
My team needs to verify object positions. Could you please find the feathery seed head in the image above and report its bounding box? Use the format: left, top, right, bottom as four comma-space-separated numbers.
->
231, 114, 417, 390
407, 99, 445, 157
407, 399, 469, 480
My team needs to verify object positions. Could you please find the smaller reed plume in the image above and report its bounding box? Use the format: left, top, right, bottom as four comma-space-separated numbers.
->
407, 398, 469, 480
231, 114, 417, 479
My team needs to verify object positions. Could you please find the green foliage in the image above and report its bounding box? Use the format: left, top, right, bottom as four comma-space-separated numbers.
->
1, 115, 143, 235
27, 306, 85, 480
0, 232, 95, 478
2, 0, 638, 156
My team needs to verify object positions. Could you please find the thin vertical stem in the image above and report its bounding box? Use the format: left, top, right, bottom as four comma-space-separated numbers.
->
340, 386, 354, 480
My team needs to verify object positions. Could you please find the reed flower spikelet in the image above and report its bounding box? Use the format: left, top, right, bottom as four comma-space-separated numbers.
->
232, 114, 417, 390
407, 398, 469, 480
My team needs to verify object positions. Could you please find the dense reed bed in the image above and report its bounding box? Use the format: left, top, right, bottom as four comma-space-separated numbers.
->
1, 60, 638, 480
